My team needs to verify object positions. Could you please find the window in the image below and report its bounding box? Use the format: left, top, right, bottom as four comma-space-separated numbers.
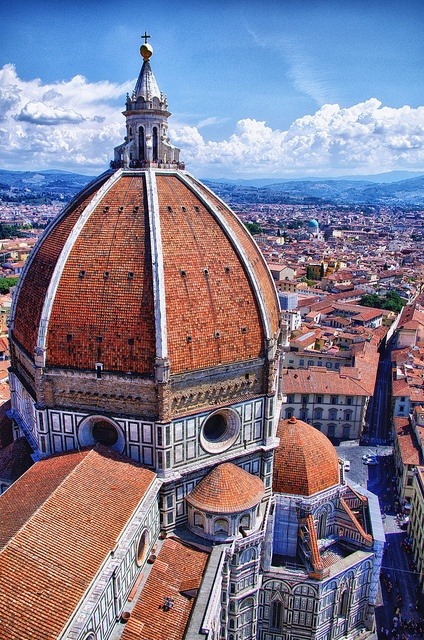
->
194, 512, 204, 530
399, 405, 405, 413
300, 409, 308, 421
138, 126, 145, 161
271, 601, 283, 630
285, 408, 294, 419
328, 408, 338, 420
316, 395, 323, 404
287, 395, 294, 404
136, 529, 149, 566
200, 409, 240, 454
299, 359, 304, 366
313, 407, 323, 420
301, 395, 308, 404
327, 424, 336, 438
214, 518, 229, 535
152, 126, 158, 161
326, 362, 332, 368
340, 590, 349, 617
331, 396, 338, 404
308, 360, 314, 366
346, 397, 352, 406
342, 424, 351, 438
313, 423, 322, 431
343, 410, 352, 421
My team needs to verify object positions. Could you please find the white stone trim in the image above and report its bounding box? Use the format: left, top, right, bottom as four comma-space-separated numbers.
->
145, 169, 168, 362
176, 171, 275, 341
35, 170, 124, 365
9, 171, 114, 331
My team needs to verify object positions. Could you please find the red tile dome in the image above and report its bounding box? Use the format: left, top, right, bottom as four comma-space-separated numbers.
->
186, 463, 265, 514
273, 417, 340, 496
10, 170, 280, 378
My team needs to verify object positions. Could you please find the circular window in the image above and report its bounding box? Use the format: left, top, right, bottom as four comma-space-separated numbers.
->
92, 420, 119, 446
77, 415, 125, 452
200, 409, 240, 454
136, 529, 149, 566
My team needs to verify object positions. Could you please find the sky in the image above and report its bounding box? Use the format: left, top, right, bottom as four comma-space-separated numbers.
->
1, 0, 424, 179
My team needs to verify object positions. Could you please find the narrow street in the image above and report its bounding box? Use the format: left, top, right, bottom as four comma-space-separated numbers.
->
339, 339, 424, 639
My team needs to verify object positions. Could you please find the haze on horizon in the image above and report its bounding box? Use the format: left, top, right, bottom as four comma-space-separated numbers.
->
0, 0, 423, 180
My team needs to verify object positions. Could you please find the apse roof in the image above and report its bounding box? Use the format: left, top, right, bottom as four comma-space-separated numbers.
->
186, 462, 265, 514
273, 417, 340, 496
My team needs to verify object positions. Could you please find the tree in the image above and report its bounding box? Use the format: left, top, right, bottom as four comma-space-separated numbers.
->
244, 221, 263, 235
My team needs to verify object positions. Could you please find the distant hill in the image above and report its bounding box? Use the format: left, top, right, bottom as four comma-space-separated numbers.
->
203, 174, 424, 207
0, 168, 423, 207
0, 169, 95, 203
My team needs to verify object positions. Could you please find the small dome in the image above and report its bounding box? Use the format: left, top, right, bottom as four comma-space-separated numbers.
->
186, 463, 265, 514
273, 417, 339, 496
307, 219, 319, 228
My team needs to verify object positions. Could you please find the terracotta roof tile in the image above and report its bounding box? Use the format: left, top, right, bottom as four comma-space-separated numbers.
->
273, 417, 340, 496
122, 538, 209, 640
186, 462, 265, 513
0, 447, 156, 640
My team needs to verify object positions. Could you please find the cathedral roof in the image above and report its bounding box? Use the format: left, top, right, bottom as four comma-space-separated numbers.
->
273, 417, 340, 496
122, 538, 209, 640
10, 170, 280, 378
0, 448, 156, 640
186, 462, 265, 513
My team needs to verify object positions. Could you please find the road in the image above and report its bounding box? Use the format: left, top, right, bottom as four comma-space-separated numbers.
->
336, 341, 424, 638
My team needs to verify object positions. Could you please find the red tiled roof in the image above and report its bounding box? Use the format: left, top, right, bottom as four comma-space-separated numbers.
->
273, 417, 340, 496
11, 171, 279, 377
186, 462, 265, 513
122, 538, 209, 640
0, 447, 156, 640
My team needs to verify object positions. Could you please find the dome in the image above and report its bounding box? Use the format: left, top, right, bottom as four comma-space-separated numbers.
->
186, 462, 265, 514
273, 417, 340, 496
10, 170, 279, 379
307, 219, 319, 228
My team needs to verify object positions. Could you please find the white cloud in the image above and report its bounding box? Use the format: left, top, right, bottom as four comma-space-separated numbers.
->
1, 64, 424, 178
172, 99, 424, 177
0, 64, 131, 172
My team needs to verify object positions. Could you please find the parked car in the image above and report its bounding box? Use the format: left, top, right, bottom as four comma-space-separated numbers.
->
363, 454, 378, 465
343, 460, 351, 471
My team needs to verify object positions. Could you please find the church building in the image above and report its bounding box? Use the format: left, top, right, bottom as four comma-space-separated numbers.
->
0, 37, 383, 640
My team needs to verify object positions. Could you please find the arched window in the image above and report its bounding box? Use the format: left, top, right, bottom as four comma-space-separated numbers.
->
343, 410, 353, 421
316, 510, 327, 539
240, 547, 256, 564
271, 601, 282, 630
194, 512, 204, 530
214, 518, 229, 535
340, 590, 349, 617
313, 407, 323, 420
328, 408, 338, 420
240, 514, 251, 530
313, 423, 322, 431
152, 126, 158, 161
327, 424, 336, 438
138, 127, 145, 161
285, 407, 294, 419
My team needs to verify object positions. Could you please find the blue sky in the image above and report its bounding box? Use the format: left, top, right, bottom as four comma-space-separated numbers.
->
1, 0, 423, 178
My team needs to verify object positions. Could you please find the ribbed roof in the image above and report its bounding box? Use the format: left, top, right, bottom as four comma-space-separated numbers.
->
273, 417, 340, 496
11, 170, 279, 378
186, 462, 265, 514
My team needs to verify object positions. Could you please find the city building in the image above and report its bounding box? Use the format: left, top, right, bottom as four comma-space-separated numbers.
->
0, 39, 383, 640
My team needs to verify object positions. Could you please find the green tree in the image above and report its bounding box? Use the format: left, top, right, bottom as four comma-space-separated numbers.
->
0, 276, 18, 293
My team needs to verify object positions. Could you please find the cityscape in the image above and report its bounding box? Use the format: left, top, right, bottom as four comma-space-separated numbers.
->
1, 3, 424, 640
